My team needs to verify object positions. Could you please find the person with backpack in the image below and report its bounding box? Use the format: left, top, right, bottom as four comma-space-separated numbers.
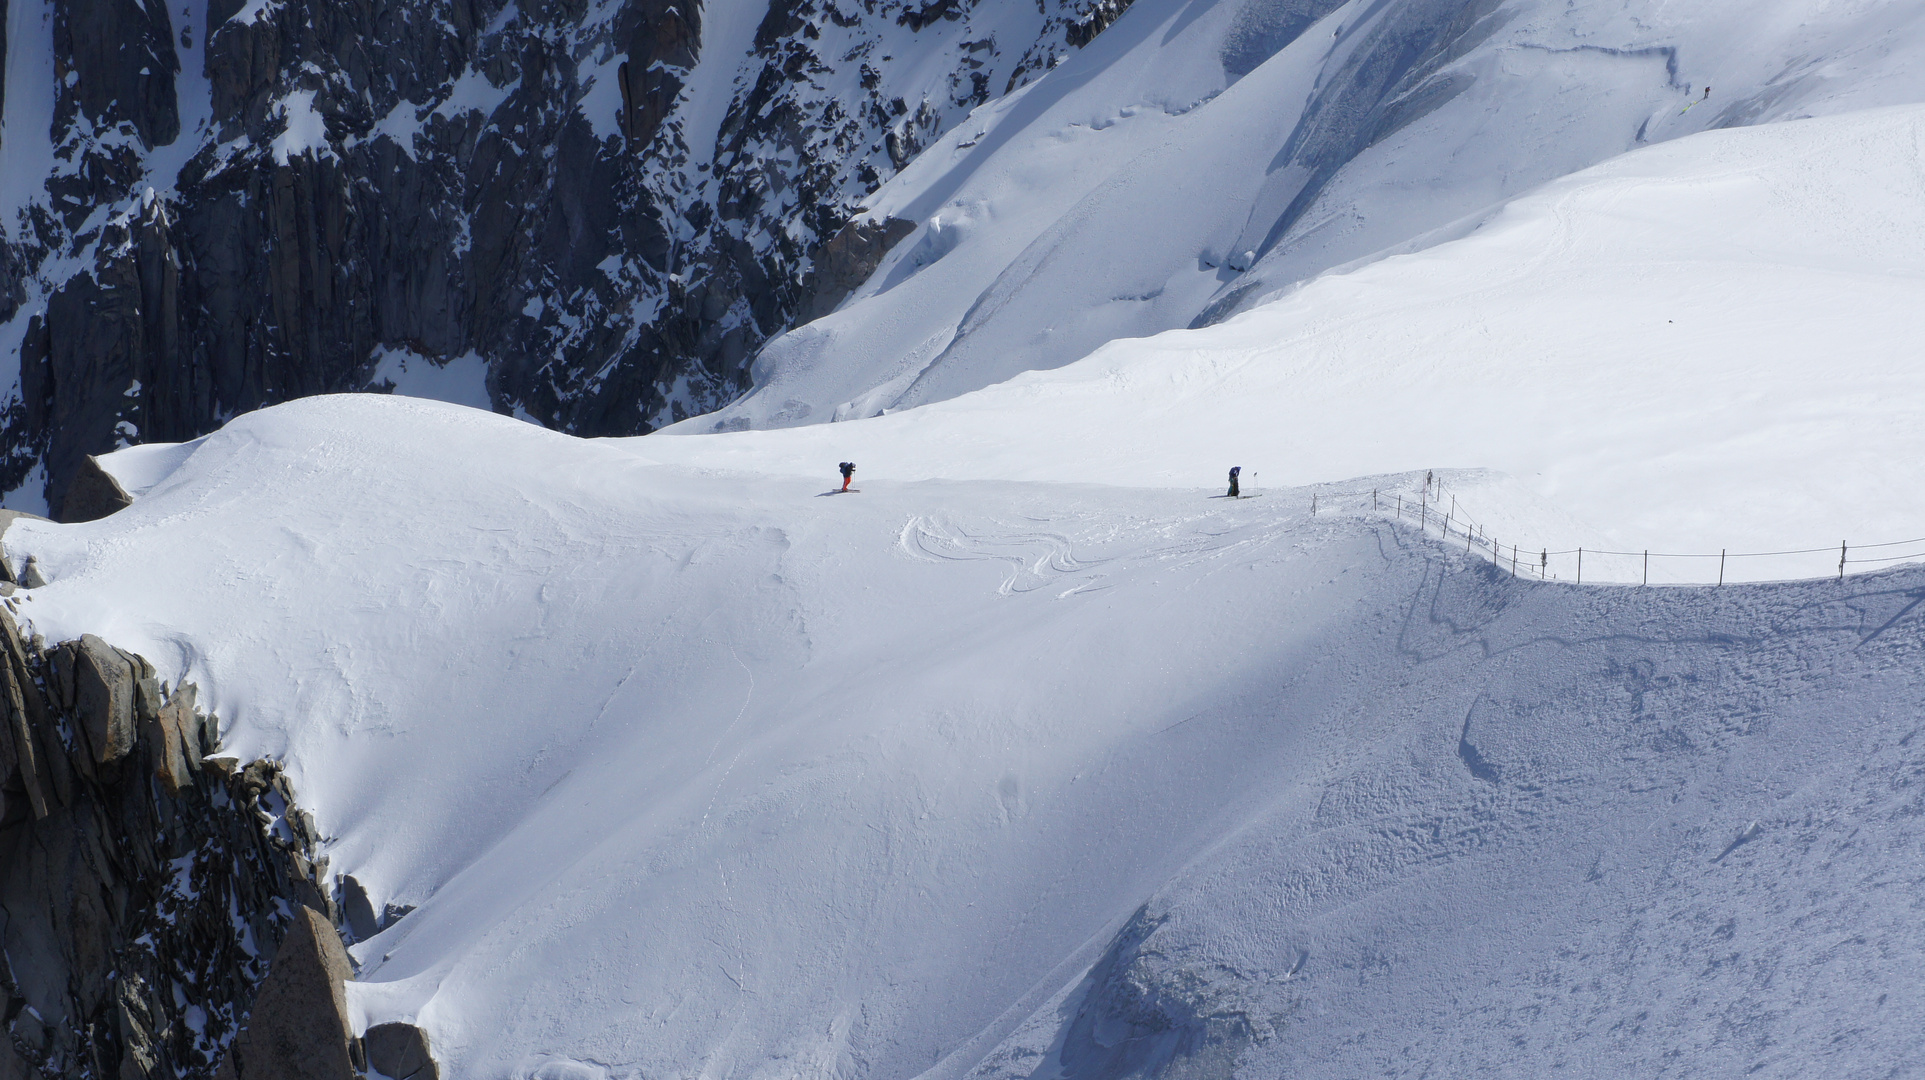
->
839, 462, 856, 492
1227, 466, 1241, 498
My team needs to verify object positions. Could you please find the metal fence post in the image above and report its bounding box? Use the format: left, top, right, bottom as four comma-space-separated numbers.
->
1643, 550, 1648, 586
1719, 549, 1725, 586
1577, 548, 1583, 584
1840, 541, 1847, 582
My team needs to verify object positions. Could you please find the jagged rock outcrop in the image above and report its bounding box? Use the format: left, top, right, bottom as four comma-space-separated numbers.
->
362, 1023, 438, 1080
796, 216, 919, 324
0, 0, 1137, 512
212, 908, 355, 1080
56, 456, 135, 524
208, 906, 441, 1080
0, 603, 340, 1079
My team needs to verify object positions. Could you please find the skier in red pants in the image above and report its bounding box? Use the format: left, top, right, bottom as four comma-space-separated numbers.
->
839, 462, 856, 491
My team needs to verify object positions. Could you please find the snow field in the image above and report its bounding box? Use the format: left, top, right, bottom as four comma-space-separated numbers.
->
652, 103, 1925, 581
9, 394, 1925, 1078
708, 0, 1925, 434
3, 0, 1924, 1068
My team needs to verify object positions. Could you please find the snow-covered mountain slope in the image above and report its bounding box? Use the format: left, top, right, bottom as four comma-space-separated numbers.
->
703, 0, 1925, 430
12, 393, 1925, 1077
0, 0, 1131, 515
647, 103, 1925, 580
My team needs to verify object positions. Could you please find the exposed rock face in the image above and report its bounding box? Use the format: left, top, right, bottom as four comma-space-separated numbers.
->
55, 456, 135, 524
797, 216, 919, 324
212, 908, 355, 1080
53, 0, 181, 153
0, 0, 1138, 512
209, 921, 441, 1080
69, 632, 143, 763
1045, 906, 1263, 1079
0, 604, 340, 1080
362, 1023, 438, 1080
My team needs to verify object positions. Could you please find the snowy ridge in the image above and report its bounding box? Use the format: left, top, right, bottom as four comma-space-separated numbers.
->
650, 103, 1925, 578
1283, 477, 1925, 589
7, 393, 1925, 1076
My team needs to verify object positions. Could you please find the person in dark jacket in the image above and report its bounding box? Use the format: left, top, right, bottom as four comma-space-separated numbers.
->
1228, 466, 1241, 498
839, 462, 856, 491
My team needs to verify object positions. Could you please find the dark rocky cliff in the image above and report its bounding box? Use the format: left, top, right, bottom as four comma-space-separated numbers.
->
0, 595, 350, 1079
0, 0, 1135, 515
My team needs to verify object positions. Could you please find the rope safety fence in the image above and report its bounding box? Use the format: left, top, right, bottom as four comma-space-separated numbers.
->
1291, 478, 1925, 586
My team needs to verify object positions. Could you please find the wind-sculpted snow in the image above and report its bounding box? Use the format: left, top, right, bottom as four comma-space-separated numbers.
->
709, 0, 1925, 429
9, 393, 1925, 1077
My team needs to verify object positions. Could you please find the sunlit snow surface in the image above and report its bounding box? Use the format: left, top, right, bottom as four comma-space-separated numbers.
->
702, 0, 1925, 432
656, 105, 1925, 580
8, 3, 1925, 1073
369, 346, 496, 414
10, 387, 1925, 1079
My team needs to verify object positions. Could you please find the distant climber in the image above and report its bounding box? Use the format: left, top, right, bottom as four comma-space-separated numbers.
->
1228, 466, 1241, 498
839, 462, 856, 492
1681, 86, 1710, 115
